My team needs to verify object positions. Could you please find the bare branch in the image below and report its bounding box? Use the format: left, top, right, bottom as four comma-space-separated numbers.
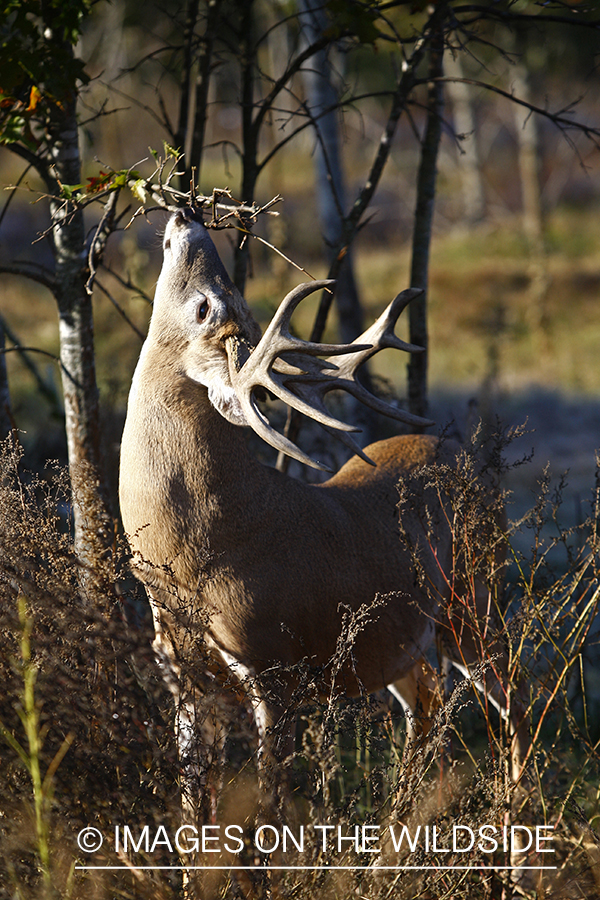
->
99, 81, 175, 135
252, 31, 346, 135
100, 265, 154, 306
426, 76, 600, 153
453, 4, 600, 31
0, 314, 64, 414
94, 280, 145, 342
86, 189, 121, 295
234, 228, 317, 281
3, 143, 55, 193
0, 262, 56, 293
0, 164, 33, 232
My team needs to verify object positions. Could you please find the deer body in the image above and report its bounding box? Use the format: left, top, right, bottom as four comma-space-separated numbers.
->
121, 368, 446, 695
120, 209, 526, 795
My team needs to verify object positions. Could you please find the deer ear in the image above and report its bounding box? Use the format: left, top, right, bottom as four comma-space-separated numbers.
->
207, 378, 248, 426
183, 343, 248, 426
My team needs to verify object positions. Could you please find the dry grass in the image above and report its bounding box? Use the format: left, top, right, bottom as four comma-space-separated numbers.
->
1, 429, 600, 899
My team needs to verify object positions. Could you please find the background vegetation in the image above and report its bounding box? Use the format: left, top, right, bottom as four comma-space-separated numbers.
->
1, 0, 600, 897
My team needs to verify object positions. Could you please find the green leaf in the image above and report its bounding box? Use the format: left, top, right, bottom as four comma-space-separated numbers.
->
0, 114, 27, 144
0, 715, 30, 770
59, 183, 84, 199
163, 142, 181, 159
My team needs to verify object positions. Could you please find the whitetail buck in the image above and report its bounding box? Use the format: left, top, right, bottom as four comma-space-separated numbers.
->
119, 207, 527, 820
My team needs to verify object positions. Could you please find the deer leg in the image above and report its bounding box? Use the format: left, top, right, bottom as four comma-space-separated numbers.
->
388, 658, 443, 749
216, 650, 295, 801
148, 590, 229, 827
175, 687, 229, 828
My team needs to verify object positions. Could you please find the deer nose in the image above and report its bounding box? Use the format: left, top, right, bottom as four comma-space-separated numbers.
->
174, 207, 202, 227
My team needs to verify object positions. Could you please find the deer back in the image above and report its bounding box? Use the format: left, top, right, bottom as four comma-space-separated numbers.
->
119, 209, 451, 695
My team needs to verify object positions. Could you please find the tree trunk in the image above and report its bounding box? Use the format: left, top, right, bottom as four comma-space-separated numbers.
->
47, 91, 113, 566
407, 35, 445, 425
299, 0, 364, 346
176, 0, 222, 189
512, 32, 549, 328
445, 53, 485, 225
233, 0, 258, 294
0, 318, 12, 442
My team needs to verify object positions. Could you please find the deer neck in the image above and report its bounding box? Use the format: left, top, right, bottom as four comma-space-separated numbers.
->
120, 340, 269, 586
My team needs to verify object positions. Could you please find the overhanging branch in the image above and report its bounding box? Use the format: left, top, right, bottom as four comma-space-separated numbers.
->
424, 75, 600, 153
0, 262, 56, 293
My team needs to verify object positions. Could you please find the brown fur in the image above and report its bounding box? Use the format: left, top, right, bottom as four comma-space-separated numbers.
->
119, 210, 527, 787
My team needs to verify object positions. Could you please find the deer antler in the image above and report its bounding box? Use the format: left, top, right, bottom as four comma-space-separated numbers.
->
226, 281, 433, 470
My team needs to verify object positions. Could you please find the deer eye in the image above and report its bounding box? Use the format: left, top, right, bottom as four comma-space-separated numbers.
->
196, 296, 210, 323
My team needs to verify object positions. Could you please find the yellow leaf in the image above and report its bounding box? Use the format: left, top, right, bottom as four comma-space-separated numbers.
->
26, 86, 42, 113
130, 178, 148, 204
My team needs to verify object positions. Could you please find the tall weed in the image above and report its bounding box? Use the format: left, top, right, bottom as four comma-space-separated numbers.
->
0, 434, 599, 898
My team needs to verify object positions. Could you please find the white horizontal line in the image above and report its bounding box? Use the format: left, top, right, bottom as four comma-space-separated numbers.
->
75, 865, 557, 871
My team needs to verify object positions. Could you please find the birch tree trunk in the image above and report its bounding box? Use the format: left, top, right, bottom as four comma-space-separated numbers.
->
445, 53, 485, 225
511, 33, 549, 328
46, 83, 112, 567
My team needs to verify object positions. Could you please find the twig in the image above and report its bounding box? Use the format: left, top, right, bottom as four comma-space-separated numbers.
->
94, 280, 145, 341
101, 265, 154, 306
0, 316, 64, 415
234, 228, 317, 281
86, 189, 121, 295
424, 76, 600, 157
0, 262, 56, 293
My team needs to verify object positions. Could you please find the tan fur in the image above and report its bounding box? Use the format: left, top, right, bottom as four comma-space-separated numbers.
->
119, 210, 527, 787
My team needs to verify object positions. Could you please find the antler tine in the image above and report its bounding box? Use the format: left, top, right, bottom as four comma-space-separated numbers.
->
238, 387, 335, 472
320, 423, 377, 466
318, 288, 435, 429
280, 289, 434, 434
228, 280, 377, 470
331, 289, 426, 379
227, 283, 433, 469
258, 281, 373, 360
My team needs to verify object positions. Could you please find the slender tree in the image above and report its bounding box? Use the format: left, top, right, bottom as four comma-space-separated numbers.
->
299, 0, 364, 345
0, 1, 113, 566
175, 0, 224, 188
408, 19, 445, 423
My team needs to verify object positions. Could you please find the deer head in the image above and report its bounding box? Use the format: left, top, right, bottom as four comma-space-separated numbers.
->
149, 207, 262, 426
153, 207, 432, 469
